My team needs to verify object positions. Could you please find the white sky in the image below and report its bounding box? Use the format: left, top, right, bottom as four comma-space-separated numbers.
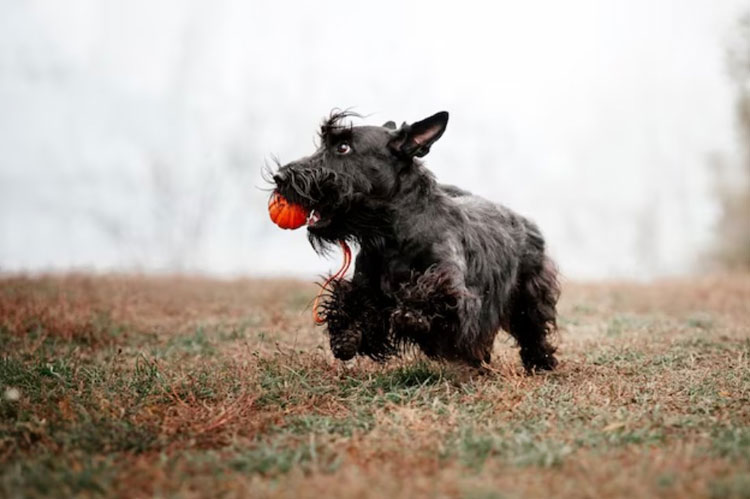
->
0, 0, 747, 279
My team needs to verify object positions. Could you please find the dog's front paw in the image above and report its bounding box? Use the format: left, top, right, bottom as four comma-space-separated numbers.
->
329, 328, 362, 361
390, 308, 430, 336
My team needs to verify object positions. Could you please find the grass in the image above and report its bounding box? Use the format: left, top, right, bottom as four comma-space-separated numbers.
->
0, 273, 748, 498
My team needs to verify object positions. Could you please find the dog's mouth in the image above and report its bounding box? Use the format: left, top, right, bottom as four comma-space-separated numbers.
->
306, 208, 333, 230
271, 185, 337, 232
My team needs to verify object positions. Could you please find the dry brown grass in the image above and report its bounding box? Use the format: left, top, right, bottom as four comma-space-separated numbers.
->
1, 273, 749, 498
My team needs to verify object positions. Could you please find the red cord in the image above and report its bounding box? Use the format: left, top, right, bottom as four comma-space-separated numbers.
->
312, 240, 352, 324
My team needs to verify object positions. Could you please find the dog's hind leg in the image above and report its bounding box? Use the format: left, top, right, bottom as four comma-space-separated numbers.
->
508, 257, 560, 372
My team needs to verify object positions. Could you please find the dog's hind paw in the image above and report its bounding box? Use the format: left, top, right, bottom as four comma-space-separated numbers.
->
521, 350, 558, 373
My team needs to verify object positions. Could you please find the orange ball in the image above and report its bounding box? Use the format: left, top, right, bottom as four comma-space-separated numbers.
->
268, 192, 309, 230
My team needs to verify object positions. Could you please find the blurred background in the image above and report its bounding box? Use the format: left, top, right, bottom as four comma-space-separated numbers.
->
1, 0, 748, 280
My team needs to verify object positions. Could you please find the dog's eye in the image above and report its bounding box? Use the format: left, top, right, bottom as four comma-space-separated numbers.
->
335, 142, 351, 155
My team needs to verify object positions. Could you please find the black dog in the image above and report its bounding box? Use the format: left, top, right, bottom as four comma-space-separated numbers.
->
271, 111, 560, 372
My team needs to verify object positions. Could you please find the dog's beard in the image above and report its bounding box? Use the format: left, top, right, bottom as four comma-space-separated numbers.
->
273, 167, 391, 254
306, 200, 392, 255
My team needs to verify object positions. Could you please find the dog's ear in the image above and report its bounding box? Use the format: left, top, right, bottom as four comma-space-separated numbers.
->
382, 120, 397, 130
389, 111, 449, 158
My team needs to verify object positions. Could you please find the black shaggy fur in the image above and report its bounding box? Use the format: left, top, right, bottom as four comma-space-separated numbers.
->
271, 110, 560, 372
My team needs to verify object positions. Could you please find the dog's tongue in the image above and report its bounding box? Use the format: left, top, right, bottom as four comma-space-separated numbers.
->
268, 192, 309, 230
307, 210, 321, 226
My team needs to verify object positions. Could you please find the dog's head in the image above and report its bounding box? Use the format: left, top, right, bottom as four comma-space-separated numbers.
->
270, 110, 449, 250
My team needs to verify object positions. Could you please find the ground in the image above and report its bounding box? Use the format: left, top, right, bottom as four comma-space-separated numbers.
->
0, 273, 748, 498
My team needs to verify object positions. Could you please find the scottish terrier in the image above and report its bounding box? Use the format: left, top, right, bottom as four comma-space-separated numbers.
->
271, 111, 560, 372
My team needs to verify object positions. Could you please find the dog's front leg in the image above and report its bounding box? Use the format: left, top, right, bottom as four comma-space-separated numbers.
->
389, 255, 486, 365
320, 278, 366, 360
321, 268, 394, 361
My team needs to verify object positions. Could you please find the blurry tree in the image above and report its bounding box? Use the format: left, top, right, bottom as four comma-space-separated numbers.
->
715, 12, 750, 269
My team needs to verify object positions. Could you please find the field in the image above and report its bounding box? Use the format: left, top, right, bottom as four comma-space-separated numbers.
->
0, 274, 749, 498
